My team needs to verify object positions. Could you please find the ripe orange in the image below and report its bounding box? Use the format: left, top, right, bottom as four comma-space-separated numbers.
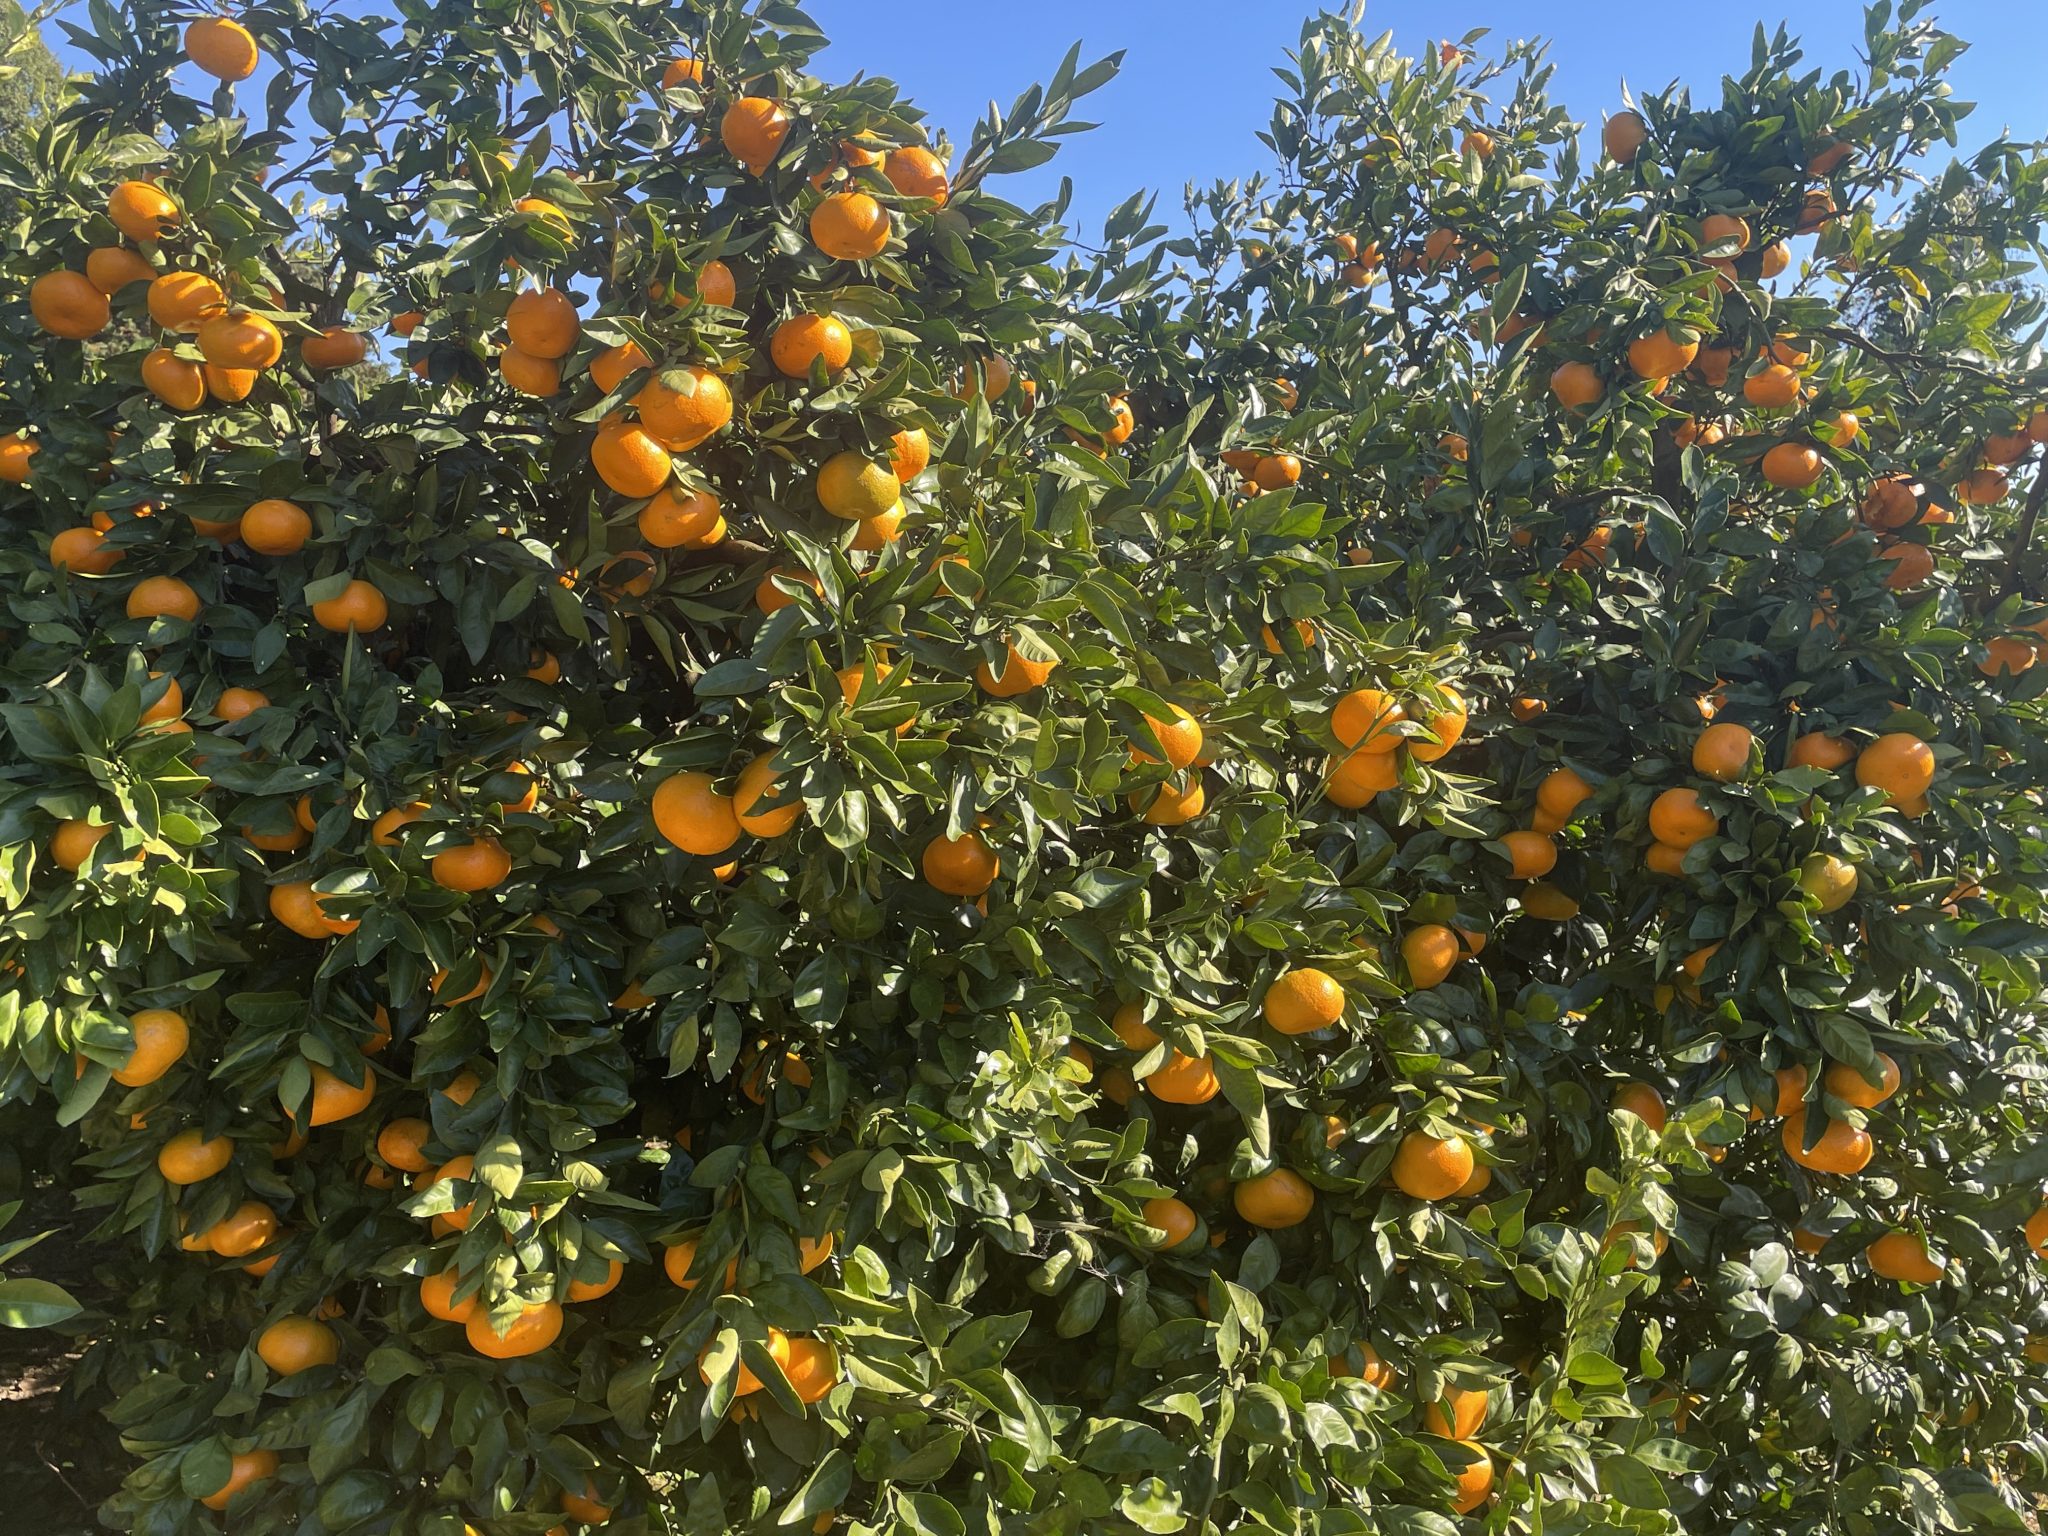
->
1234, 1168, 1316, 1228
376, 1117, 433, 1174
1331, 687, 1404, 752
1144, 1049, 1219, 1104
1536, 767, 1594, 819
51, 526, 121, 574
1131, 705, 1203, 769
185, 15, 259, 78
653, 772, 741, 856
241, 498, 311, 555
420, 1269, 478, 1323
2025, 1205, 2048, 1257
498, 345, 561, 397
590, 415, 673, 497
884, 145, 949, 203
1253, 453, 1302, 490
634, 366, 732, 450
197, 1447, 278, 1511
467, 1299, 564, 1358
922, 830, 1000, 895
660, 54, 703, 88
1860, 476, 1920, 529
299, 1061, 374, 1126
1627, 331, 1696, 379
1500, 829, 1556, 878
1743, 364, 1800, 409
1407, 686, 1467, 761
1391, 1131, 1475, 1200
506, 287, 581, 358
1140, 1196, 1199, 1249
1867, 1231, 1943, 1283
1647, 787, 1717, 848
589, 340, 652, 395
1877, 539, 1934, 590
1798, 853, 1859, 913
1699, 213, 1751, 251
205, 363, 258, 401
1691, 722, 1753, 781
1112, 1002, 1162, 1051
30, 269, 111, 339
1130, 778, 1205, 825
205, 1201, 279, 1259
50, 818, 112, 870
432, 836, 513, 892
158, 1127, 233, 1184
114, 1008, 189, 1086
1402, 924, 1460, 988
566, 1258, 624, 1302
109, 180, 179, 241
976, 640, 1057, 696
734, 753, 803, 838
1780, 1110, 1872, 1175
695, 259, 737, 306
257, 1315, 338, 1375
302, 327, 368, 370
1823, 1052, 1899, 1108
310, 578, 389, 633
1550, 360, 1602, 409
1855, 733, 1934, 802
637, 486, 722, 548
1761, 441, 1823, 489
198, 310, 285, 368
720, 97, 790, 173
268, 881, 341, 938
85, 246, 154, 293
1611, 1081, 1668, 1132
126, 575, 202, 620
1326, 748, 1400, 807
1522, 881, 1579, 920
1262, 967, 1345, 1034
0, 432, 39, 483
771, 313, 853, 377
811, 191, 891, 261
889, 427, 931, 481
1424, 1383, 1489, 1439
1789, 731, 1853, 769
1603, 110, 1647, 163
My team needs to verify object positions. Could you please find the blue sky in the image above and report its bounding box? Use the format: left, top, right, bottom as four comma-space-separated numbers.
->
811, 0, 2048, 236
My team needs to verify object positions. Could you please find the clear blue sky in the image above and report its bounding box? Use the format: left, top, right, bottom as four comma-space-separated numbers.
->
811, 0, 2048, 235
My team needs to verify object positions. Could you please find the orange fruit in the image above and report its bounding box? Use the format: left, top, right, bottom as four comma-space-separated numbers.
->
197, 310, 284, 369
589, 340, 652, 395
922, 830, 999, 896
1798, 853, 1859, 913
432, 836, 513, 892
733, 752, 803, 838
1549, 360, 1602, 408
884, 145, 949, 203
204, 1201, 279, 1259
1691, 722, 1753, 781
1401, 924, 1459, 989
590, 415, 673, 496
310, 578, 389, 633
889, 427, 931, 480
1130, 778, 1205, 825
1699, 212, 1751, 251
2025, 1205, 2048, 1257
1823, 1052, 1899, 1108
1131, 705, 1203, 769
1500, 829, 1556, 878
197, 1448, 278, 1511
1878, 540, 1934, 590
299, 1061, 375, 1125
1780, 1110, 1873, 1175
146, 270, 222, 331
241, 498, 312, 555
0, 432, 39, 482
268, 880, 347, 939
755, 566, 823, 613
1788, 731, 1853, 770
1867, 1231, 1943, 1283
498, 345, 561, 397
1407, 686, 1467, 761
430, 1154, 477, 1226
1424, 1383, 1489, 1439
652, 771, 741, 856
1521, 881, 1579, 920
1140, 1196, 1199, 1249
302, 328, 368, 370
126, 574, 201, 620
377, 1117, 433, 1173
1253, 453, 1302, 490
1391, 1131, 1475, 1200
771, 313, 854, 377
30, 269, 111, 339
420, 1269, 478, 1323
720, 97, 790, 173
206, 364, 258, 401
693, 259, 737, 306
636, 486, 721, 548
1860, 477, 1920, 529
1761, 441, 1823, 489
85, 246, 155, 293
1233, 1168, 1316, 1228
109, 181, 180, 241
1855, 733, 1934, 802
1603, 110, 1647, 162
1326, 747, 1401, 807
1143, 1049, 1219, 1104
114, 1008, 189, 1086
185, 15, 260, 78
50, 818, 112, 870
1612, 1081, 1668, 1132
816, 450, 899, 520
1536, 767, 1594, 819
1743, 364, 1800, 408
976, 640, 1057, 697
811, 191, 891, 260
565, 1258, 624, 1302
51, 526, 121, 573
1647, 787, 1717, 848
467, 1300, 564, 1358
158, 1127, 233, 1184
506, 287, 580, 358
782, 1334, 839, 1403
633, 367, 731, 451
1627, 331, 1696, 379
1262, 967, 1344, 1034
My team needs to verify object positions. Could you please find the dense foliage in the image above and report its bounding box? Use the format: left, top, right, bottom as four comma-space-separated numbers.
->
2, 2, 2047, 1534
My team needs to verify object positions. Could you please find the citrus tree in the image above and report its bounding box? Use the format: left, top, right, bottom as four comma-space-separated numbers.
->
3, 1, 2048, 1535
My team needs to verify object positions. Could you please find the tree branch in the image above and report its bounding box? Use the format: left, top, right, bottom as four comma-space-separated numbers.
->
2001, 452, 2047, 599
